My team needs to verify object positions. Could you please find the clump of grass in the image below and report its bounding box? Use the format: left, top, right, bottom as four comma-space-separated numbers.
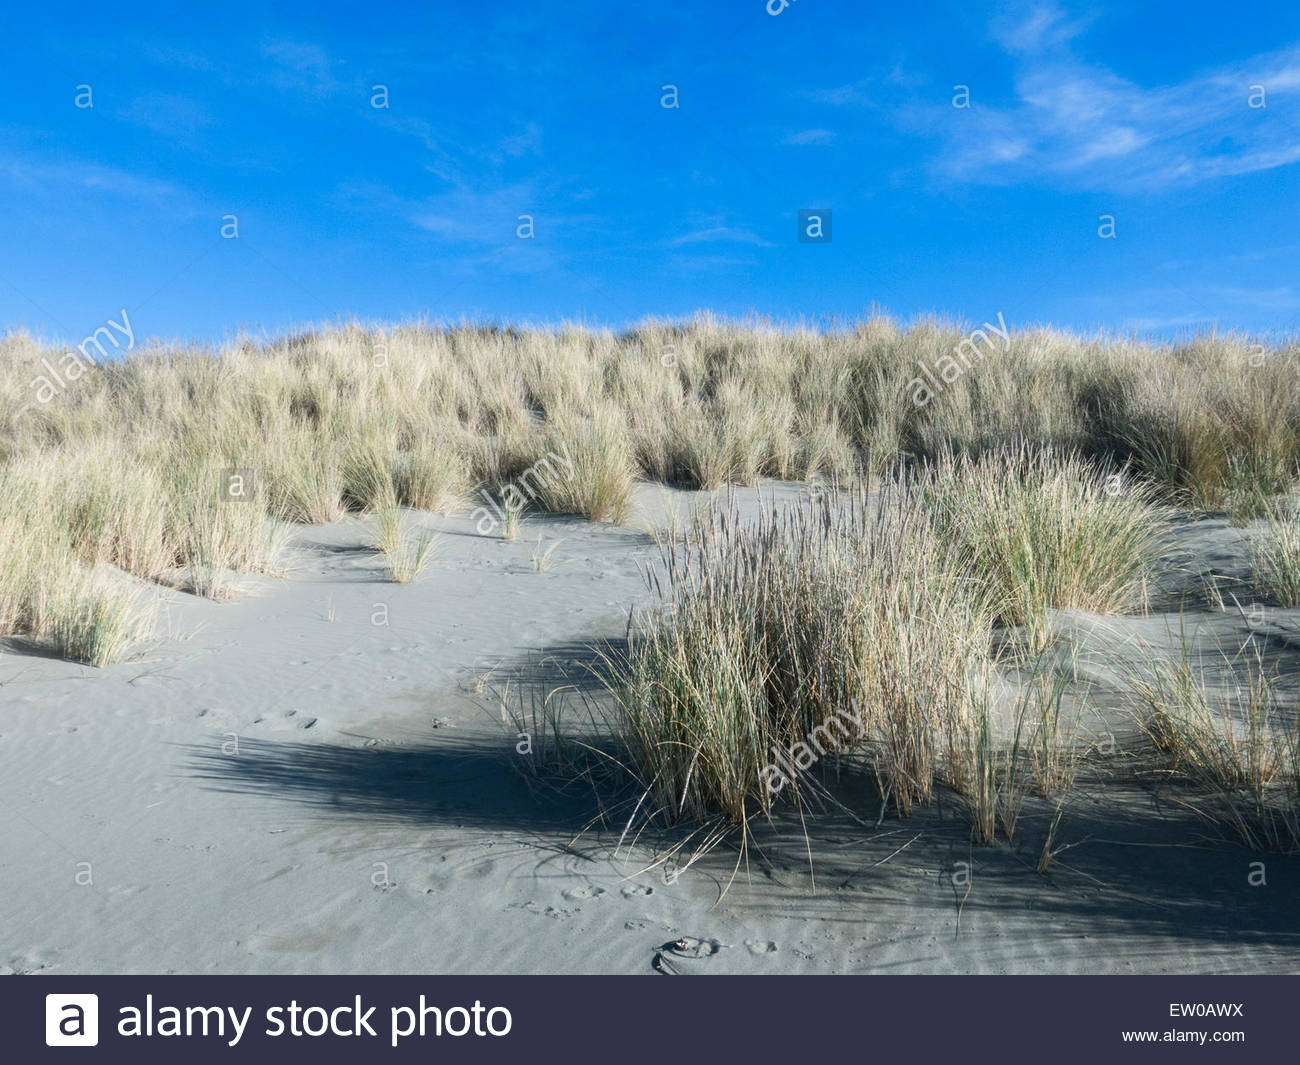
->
954, 649, 1081, 844
341, 439, 397, 512
2, 319, 1297, 668
45, 568, 152, 667
0, 517, 37, 634
373, 501, 405, 556
1227, 454, 1290, 526
1128, 635, 1299, 852
389, 534, 436, 583
1117, 398, 1230, 510
529, 536, 561, 573
0, 474, 153, 662
528, 412, 634, 522
922, 446, 1164, 650
1253, 501, 1300, 606
499, 493, 523, 540
172, 470, 288, 598
265, 428, 346, 523
54, 456, 176, 578
961, 688, 1002, 845
1036, 802, 1071, 875
374, 504, 437, 582
393, 436, 464, 512
603, 485, 996, 825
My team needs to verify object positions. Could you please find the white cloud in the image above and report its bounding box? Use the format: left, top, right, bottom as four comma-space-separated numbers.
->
668, 226, 773, 248
671, 253, 760, 272
931, 29, 1300, 190
1205, 284, 1300, 311
0, 155, 191, 207
809, 82, 872, 107
118, 92, 214, 136
989, 2, 1094, 56
259, 38, 341, 96
784, 128, 836, 146
410, 183, 541, 244
809, 3, 1300, 192
499, 122, 543, 158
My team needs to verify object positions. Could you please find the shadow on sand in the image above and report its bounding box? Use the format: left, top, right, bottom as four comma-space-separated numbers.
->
188, 718, 1300, 965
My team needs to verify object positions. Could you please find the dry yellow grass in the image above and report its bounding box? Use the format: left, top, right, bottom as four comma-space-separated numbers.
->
1, 317, 1297, 664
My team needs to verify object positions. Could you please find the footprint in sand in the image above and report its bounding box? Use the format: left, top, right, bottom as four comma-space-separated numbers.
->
652, 936, 724, 974
450, 858, 497, 881
561, 885, 607, 901
517, 901, 575, 920
664, 936, 722, 958
620, 884, 653, 899
745, 939, 778, 955
1, 955, 49, 975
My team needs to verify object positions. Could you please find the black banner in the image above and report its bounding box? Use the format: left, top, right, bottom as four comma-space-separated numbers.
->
11, 975, 1289, 1061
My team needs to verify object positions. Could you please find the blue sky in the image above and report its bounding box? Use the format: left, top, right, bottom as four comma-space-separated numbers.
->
3, 0, 1299, 347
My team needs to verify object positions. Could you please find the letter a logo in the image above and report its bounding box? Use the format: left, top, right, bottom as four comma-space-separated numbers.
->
46, 994, 99, 1046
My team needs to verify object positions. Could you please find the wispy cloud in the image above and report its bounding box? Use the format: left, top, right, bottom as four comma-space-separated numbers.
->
670, 253, 761, 273
118, 92, 215, 137
945, 4, 1300, 190
988, 2, 1095, 55
1075, 280, 1300, 334
339, 175, 602, 279
139, 42, 221, 72
409, 183, 542, 244
807, 62, 924, 107
259, 38, 343, 96
499, 122, 543, 158
0, 155, 193, 210
784, 128, 836, 146
813, 2, 1300, 192
1205, 284, 1300, 312
668, 225, 773, 248
143, 36, 350, 105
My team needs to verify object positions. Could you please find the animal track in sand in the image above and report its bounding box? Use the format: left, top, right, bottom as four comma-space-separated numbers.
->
450, 858, 497, 881
516, 901, 576, 920
652, 936, 725, 973
247, 709, 319, 731
561, 885, 607, 901
1, 955, 49, 975
664, 936, 722, 958
745, 939, 778, 955
620, 884, 653, 898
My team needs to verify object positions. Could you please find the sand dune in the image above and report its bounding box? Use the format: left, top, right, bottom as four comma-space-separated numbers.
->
2, 483, 1296, 975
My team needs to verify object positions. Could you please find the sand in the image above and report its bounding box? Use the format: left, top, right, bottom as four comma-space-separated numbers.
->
2, 484, 1297, 975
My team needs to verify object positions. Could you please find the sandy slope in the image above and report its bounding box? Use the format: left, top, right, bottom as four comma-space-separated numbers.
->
1, 485, 1297, 975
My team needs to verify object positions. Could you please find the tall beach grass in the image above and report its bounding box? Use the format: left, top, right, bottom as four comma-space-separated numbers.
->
1, 318, 1296, 665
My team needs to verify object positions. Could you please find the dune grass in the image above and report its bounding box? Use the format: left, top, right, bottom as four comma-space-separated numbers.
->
1253, 502, 1300, 606
373, 504, 437, 583
3, 316, 1297, 861
0, 499, 152, 666
387, 533, 437, 583
1128, 636, 1299, 852
45, 569, 153, 667
600, 473, 1116, 851
921, 447, 1165, 649
1, 318, 1297, 665
604, 485, 997, 825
